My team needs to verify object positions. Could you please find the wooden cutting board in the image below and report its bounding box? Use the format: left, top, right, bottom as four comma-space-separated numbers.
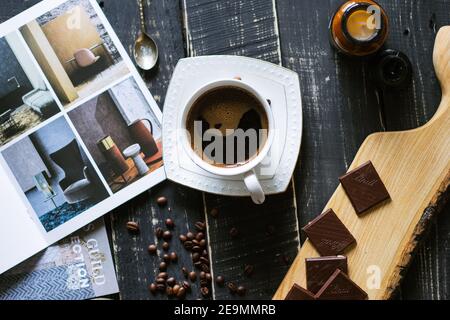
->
273, 26, 450, 300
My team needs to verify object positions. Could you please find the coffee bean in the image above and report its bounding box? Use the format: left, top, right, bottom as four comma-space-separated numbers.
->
196, 232, 204, 241
163, 254, 170, 263
149, 283, 157, 294
202, 250, 208, 257
169, 252, 178, 262
156, 278, 166, 285
155, 227, 163, 239
182, 280, 191, 291
192, 246, 202, 253
162, 242, 170, 251
165, 218, 175, 229
172, 284, 181, 295
157, 272, 168, 279
192, 239, 200, 246
176, 287, 186, 299
186, 232, 195, 241
166, 286, 174, 297
192, 252, 200, 262
200, 257, 209, 265
167, 277, 176, 287
189, 271, 197, 281
156, 196, 167, 207
199, 239, 206, 248
199, 271, 206, 279
162, 230, 172, 241
184, 241, 193, 250
181, 267, 188, 278
156, 283, 166, 292
216, 276, 225, 286
147, 244, 157, 254
206, 273, 212, 282
159, 262, 167, 271
201, 264, 210, 273
229, 227, 238, 238
194, 261, 202, 269
210, 207, 219, 218
200, 279, 208, 287
227, 282, 238, 294
195, 221, 206, 231
126, 221, 139, 232
179, 234, 187, 242
200, 287, 209, 297
237, 285, 247, 296
244, 264, 254, 277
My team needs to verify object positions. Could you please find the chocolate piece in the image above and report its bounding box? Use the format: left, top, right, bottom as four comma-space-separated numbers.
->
302, 209, 356, 256
315, 269, 368, 300
339, 161, 390, 215
284, 284, 316, 300
306, 255, 348, 294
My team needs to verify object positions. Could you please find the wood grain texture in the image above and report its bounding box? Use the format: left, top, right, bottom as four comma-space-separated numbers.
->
182, 0, 300, 299
273, 26, 450, 300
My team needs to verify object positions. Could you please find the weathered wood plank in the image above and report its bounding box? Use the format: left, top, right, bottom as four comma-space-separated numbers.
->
182, 0, 300, 299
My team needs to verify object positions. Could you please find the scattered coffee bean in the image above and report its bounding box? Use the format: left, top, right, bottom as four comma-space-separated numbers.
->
192, 239, 200, 246
201, 287, 209, 297
149, 283, 157, 294
200, 257, 209, 265
181, 267, 189, 278
156, 196, 167, 207
163, 254, 170, 263
177, 287, 186, 299
166, 286, 174, 297
186, 232, 195, 241
167, 277, 176, 287
192, 252, 200, 262
159, 262, 167, 271
189, 271, 197, 281
156, 277, 166, 285
182, 280, 191, 291
172, 284, 181, 295
200, 271, 206, 279
163, 230, 172, 241
237, 285, 247, 296
155, 227, 163, 239
200, 279, 208, 287
206, 273, 212, 282
199, 239, 206, 248
227, 282, 238, 294
229, 227, 239, 238
156, 283, 166, 292
201, 264, 210, 273
184, 241, 193, 250
192, 246, 202, 253
216, 276, 225, 286
147, 244, 157, 254
157, 272, 168, 279
162, 242, 170, 251
179, 234, 187, 242
244, 264, 254, 277
126, 221, 139, 232
194, 261, 202, 269
209, 207, 219, 218
195, 221, 206, 231
169, 252, 178, 262
202, 250, 208, 257
196, 232, 204, 241
165, 218, 175, 229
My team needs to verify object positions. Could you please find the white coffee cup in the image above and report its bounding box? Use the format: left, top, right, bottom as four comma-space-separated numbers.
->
181, 78, 275, 204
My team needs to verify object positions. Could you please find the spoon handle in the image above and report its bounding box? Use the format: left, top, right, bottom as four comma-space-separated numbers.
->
138, 0, 146, 33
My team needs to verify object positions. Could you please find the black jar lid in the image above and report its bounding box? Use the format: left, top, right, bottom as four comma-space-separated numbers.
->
370, 49, 412, 88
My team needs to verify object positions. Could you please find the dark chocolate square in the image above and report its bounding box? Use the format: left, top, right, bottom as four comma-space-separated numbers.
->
306, 255, 348, 294
284, 284, 316, 300
339, 161, 390, 215
302, 209, 356, 256
315, 269, 368, 300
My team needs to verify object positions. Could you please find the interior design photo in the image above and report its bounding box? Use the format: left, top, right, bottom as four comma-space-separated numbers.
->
0, 33, 60, 147
1, 116, 109, 232
20, 0, 129, 109
68, 77, 163, 193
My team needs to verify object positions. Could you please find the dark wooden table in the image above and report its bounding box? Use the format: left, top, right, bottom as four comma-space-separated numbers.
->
2, 0, 449, 300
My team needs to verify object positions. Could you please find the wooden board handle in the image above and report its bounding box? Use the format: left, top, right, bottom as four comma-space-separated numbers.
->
432, 27, 450, 121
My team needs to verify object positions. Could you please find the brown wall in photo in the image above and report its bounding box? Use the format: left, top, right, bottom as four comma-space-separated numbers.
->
21, 21, 78, 103
40, 6, 111, 78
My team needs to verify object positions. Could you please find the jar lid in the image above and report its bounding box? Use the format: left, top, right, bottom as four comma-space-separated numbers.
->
370, 49, 412, 87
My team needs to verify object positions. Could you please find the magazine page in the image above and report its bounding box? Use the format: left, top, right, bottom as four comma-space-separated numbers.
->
0, 218, 119, 300
0, 0, 165, 274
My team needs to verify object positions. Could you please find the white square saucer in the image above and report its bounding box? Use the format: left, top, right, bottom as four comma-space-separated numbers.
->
162, 55, 302, 196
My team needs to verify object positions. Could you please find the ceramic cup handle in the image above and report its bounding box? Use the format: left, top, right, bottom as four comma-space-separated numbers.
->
244, 170, 265, 204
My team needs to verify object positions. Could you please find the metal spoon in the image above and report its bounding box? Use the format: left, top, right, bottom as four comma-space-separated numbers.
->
133, 0, 158, 70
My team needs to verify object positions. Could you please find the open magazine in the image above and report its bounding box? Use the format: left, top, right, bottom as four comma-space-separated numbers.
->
0, 0, 165, 274
0, 219, 119, 300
